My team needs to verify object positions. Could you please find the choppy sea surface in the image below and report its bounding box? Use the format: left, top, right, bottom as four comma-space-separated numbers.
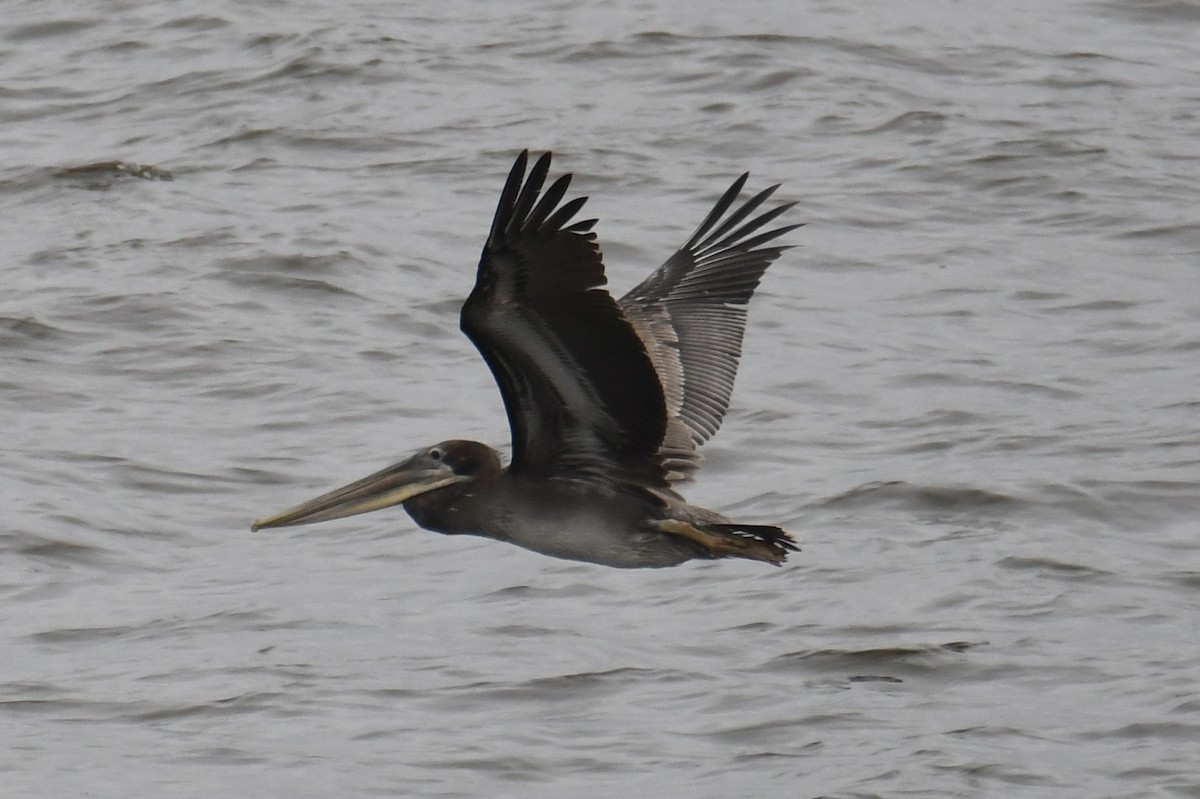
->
3, 1, 1199, 796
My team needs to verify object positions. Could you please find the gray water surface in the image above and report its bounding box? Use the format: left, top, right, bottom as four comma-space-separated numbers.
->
3, 1, 1199, 797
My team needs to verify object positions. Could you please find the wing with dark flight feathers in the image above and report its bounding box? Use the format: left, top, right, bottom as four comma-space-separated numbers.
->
461, 151, 668, 483
620, 174, 802, 481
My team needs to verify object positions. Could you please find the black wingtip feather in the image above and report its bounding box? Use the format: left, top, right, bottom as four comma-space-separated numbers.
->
542, 194, 588, 233
564, 217, 598, 234
731, 222, 805, 253
527, 173, 572, 231
683, 172, 749, 251
488, 150, 529, 246
697, 186, 783, 252
509, 152, 552, 235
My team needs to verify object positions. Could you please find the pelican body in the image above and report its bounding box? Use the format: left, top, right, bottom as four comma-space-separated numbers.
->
253, 152, 801, 568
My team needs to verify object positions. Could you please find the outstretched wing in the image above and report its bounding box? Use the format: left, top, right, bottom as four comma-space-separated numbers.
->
461, 151, 668, 484
620, 174, 801, 481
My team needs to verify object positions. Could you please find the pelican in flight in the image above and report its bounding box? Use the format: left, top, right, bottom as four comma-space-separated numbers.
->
252, 151, 801, 567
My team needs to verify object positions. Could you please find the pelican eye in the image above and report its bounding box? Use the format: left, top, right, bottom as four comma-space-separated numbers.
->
429, 447, 443, 461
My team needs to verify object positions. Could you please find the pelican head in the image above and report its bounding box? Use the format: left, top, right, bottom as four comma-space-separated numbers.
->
251, 440, 501, 531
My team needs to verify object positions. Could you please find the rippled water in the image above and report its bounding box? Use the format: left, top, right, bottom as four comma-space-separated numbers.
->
3, 1, 1199, 796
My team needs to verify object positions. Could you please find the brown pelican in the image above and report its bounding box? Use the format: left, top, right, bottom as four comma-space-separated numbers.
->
252, 151, 801, 567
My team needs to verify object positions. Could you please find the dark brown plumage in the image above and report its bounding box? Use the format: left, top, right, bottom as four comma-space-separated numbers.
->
252, 151, 801, 567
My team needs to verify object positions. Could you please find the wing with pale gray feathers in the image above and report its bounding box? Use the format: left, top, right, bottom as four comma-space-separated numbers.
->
620, 175, 801, 481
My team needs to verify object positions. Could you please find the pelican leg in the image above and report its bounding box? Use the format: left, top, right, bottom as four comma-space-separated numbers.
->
653, 519, 789, 566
